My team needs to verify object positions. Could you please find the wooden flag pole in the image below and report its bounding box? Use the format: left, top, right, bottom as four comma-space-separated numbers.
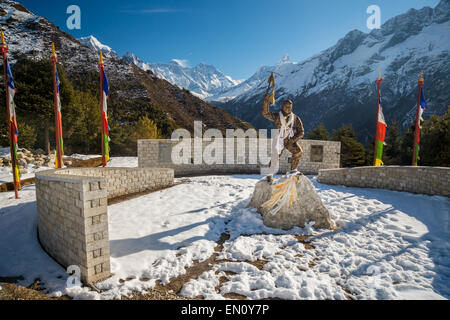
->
1, 30, 19, 198
412, 71, 424, 166
98, 52, 106, 167
373, 71, 383, 166
51, 43, 63, 168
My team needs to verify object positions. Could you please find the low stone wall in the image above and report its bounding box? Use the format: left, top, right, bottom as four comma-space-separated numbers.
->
35, 167, 174, 284
138, 139, 341, 176
317, 166, 450, 197
52, 167, 175, 199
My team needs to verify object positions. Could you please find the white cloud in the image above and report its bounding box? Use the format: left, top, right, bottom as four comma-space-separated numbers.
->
171, 59, 190, 68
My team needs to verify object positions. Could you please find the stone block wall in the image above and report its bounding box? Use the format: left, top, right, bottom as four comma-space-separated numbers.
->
53, 167, 174, 199
297, 140, 341, 173
138, 139, 340, 176
36, 174, 110, 284
35, 167, 174, 284
317, 166, 450, 197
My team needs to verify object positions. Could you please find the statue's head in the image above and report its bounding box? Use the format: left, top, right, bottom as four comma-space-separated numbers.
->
281, 100, 293, 116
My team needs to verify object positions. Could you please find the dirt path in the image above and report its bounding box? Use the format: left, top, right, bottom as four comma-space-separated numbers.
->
0, 279, 69, 300
1, 232, 329, 300
121, 233, 318, 300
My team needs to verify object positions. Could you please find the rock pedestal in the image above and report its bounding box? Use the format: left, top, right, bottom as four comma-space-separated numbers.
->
248, 175, 334, 230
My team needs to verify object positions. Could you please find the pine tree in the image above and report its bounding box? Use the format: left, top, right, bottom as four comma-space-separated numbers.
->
365, 142, 374, 166
0, 117, 8, 147
420, 107, 450, 167
132, 116, 160, 141
63, 91, 101, 155
12, 58, 74, 154
332, 124, 367, 167
16, 122, 36, 151
306, 123, 331, 140
109, 116, 161, 156
384, 121, 402, 165
400, 125, 415, 165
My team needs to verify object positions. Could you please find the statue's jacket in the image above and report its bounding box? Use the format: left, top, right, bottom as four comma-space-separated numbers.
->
261, 98, 305, 149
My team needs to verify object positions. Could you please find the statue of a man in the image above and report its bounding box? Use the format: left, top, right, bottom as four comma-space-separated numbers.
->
262, 93, 304, 172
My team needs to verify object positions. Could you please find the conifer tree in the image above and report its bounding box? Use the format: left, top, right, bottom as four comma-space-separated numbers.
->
384, 121, 403, 165
400, 125, 415, 165
420, 107, 450, 167
132, 116, 160, 141
332, 124, 367, 167
63, 90, 101, 155
12, 58, 74, 154
306, 123, 331, 141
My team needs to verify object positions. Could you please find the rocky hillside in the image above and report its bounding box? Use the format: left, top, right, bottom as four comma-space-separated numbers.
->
0, 0, 252, 135
212, 0, 449, 143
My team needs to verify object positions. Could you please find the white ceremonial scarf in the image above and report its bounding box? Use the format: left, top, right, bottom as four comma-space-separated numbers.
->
274, 111, 294, 155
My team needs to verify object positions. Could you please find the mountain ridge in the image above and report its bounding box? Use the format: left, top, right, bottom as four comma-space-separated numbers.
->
211, 0, 450, 143
122, 52, 242, 99
0, 0, 252, 137
80, 36, 243, 100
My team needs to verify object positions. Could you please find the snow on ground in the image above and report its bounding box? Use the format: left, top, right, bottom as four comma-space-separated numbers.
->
106, 157, 138, 168
181, 178, 449, 300
64, 155, 137, 167
0, 159, 448, 300
0, 147, 9, 157
0, 155, 137, 184
0, 164, 51, 184
0, 184, 71, 295
64, 154, 101, 161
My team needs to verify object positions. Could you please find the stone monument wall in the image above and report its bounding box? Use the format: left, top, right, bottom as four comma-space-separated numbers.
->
138, 139, 340, 176
35, 167, 174, 284
318, 166, 450, 197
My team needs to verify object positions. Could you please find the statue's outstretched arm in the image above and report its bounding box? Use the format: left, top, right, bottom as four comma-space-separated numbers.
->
261, 93, 277, 122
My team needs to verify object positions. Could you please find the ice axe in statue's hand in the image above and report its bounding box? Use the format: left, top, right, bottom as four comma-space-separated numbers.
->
266, 72, 276, 105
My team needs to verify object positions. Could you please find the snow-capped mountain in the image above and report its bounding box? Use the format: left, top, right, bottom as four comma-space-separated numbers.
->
122, 52, 242, 99
78, 38, 243, 100
213, 0, 450, 142
0, 0, 251, 134
208, 54, 294, 103
122, 52, 152, 72
78, 35, 121, 60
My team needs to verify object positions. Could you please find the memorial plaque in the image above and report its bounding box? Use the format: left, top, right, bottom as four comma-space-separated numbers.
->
159, 143, 172, 163
310, 145, 324, 162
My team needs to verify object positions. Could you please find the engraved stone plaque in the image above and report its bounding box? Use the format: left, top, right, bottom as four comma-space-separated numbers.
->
159, 143, 172, 163
310, 145, 324, 162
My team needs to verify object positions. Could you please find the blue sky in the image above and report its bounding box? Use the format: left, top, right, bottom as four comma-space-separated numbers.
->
20, 0, 440, 80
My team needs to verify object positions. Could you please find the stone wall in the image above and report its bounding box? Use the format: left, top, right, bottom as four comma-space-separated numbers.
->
297, 139, 341, 174
317, 166, 450, 197
52, 167, 175, 199
35, 167, 174, 284
138, 139, 340, 176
